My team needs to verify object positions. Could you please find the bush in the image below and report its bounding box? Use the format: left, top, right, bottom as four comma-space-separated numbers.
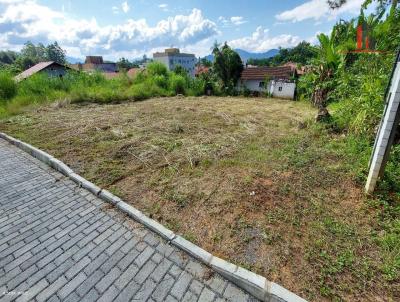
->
151, 75, 169, 89
173, 65, 188, 76
0, 72, 17, 101
329, 54, 393, 138
169, 74, 187, 95
146, 61, 168, 77
241, 86, 251, 97
187, 77, 205, 96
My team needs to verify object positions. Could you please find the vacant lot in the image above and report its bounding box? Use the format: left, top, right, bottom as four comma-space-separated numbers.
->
1, 97, 398, 301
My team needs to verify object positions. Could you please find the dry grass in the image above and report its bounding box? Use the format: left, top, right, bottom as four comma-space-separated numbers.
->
1, 96, 398, 301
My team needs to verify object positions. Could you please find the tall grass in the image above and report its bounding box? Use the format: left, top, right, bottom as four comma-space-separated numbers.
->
0, 72, 17, 102
0, 61, 207, 118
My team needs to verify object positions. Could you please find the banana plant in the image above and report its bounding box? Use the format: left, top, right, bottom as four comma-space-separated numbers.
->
311, 32, 343, 117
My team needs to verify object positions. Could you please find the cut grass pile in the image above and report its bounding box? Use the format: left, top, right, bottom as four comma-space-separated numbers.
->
1, 96, 399, 301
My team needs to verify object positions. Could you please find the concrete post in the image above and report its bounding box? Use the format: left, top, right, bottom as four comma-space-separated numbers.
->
365, 52, 400, 194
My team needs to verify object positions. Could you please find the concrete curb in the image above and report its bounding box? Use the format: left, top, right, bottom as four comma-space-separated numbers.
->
0, 132, 307, 302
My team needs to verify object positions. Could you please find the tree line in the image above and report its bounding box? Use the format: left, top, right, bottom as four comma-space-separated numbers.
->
0, 42, 66, 73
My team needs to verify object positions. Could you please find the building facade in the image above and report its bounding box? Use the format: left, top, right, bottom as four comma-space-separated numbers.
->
70, 56, 117, 73
237, 66, 297, 99
153, 48, 196, 77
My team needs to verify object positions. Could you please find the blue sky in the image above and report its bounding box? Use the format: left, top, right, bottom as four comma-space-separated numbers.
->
0, 0, 366, 60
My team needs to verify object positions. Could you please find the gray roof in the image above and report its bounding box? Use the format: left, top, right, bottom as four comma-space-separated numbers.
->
15, 61, 70, 81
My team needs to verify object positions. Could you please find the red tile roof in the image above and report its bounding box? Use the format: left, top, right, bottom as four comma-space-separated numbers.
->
282, 62, 306, 75
195, 66, 210, 76
241, 66, 294, 80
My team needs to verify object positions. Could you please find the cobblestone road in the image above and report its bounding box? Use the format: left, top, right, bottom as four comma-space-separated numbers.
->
0, 139, 258, 302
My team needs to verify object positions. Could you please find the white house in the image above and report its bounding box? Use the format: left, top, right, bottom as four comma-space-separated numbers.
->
153, 48, 196, 77
238, 66, 297, 99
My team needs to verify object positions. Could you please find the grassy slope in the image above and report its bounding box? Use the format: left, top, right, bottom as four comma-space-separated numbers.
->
1, 97, 398, 301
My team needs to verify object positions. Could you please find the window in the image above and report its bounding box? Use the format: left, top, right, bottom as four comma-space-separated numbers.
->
259, 81, 265, 88
278, 86, 283, 91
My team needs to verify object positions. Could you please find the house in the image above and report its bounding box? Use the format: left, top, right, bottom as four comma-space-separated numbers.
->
238, 66, 297, 99
70, 56, 117, 73
15, 61, 71, 82
153, 48, 196, 77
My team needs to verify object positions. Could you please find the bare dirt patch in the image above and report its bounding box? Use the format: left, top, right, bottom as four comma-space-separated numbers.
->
1, 96, 398, 301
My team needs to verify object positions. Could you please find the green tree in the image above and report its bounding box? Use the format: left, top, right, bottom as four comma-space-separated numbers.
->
212, 42, 243, 92
246, 41, 317, 67
14, 56, 36, 71
117, 57, 135, 71
173, 65, 188, 76
13, 41, 67, 71
46, 42, 66, 64
0, 51, 18, 65
199, 57, 212, 67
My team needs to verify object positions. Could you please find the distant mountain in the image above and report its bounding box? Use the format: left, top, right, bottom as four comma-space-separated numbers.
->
203, 48, 279, 63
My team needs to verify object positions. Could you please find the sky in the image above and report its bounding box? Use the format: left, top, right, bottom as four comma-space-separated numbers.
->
0, 0, 367, 60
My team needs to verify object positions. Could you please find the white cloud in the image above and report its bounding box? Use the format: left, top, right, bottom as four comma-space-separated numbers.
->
121, 1, 129, 13
0, 0, 25, 3
0, 1, 218, 59
218, 16, 247, 27
158, 3, 168, 11
276, 0, 363, 22
112, 1, 130, 14
230, 16, 247, 25
229, 26, 301, 52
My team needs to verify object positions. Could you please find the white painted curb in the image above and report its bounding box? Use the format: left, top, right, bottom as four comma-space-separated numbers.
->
0, 132, 307, 302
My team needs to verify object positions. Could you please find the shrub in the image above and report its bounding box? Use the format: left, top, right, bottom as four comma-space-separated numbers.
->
151, 75, 169, 89
330, 54, 393, 138
169, 74, 187, 95
0, 72, 17, 101
187, 77, 205, 96
173, 65, 188, 76
146, 61, 168, 77
241, 86, 251, 97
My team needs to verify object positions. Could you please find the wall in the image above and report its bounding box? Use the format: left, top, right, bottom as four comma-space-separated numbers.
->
239, 79, 266, 92
270, 81, 296, 99
154, 55, 196, 78
238, 79, 296, 100
43, 65, 68, 78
